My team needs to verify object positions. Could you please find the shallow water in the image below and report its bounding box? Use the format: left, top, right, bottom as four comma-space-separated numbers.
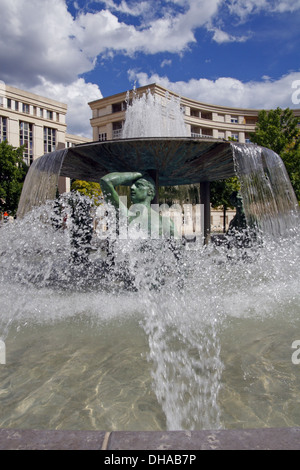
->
0, 204, 299, 431
1, 306, 300, 431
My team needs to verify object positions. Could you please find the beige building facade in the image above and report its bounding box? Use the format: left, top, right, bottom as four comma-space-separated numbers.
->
88, 82, 300, 143
0, 82, 91, 193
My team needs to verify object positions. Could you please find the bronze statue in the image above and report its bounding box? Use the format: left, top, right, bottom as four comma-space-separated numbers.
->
100, 172, 177, 238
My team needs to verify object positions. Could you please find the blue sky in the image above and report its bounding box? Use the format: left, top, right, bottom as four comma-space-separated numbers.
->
0, 0, 299, 137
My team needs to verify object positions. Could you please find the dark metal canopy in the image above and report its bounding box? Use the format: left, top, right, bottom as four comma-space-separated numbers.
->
61, 137, 236, 185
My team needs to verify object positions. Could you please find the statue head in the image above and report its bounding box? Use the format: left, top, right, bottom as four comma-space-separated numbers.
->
130, 175, 156, 204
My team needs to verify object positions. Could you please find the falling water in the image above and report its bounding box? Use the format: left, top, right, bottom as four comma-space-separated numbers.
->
17, 148, 68, 219
232, 143, 299, 237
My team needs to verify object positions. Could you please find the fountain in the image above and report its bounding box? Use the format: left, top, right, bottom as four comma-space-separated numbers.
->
0, 91, 299, 433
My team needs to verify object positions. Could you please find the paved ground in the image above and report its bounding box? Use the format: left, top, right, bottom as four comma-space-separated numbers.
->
0, 427, 299, 450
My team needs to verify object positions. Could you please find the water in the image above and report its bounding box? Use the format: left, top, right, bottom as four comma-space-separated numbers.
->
1, 90, 299, 432
0, 198, 299, 431
122, 89, 188, 138
232, 143, 299, 236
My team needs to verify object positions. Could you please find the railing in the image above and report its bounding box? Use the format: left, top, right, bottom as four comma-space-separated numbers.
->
112, 129, 123, 139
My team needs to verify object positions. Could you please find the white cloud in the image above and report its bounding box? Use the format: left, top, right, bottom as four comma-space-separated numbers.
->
208, 27, 249, 43
228, 0, 300, 19
30, 78, 102, 138
161, 59, 172, 67
128, 69, 300, 109
0, 0, 94, 87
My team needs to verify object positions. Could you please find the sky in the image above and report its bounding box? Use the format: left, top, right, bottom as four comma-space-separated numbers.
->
0, 0, 300, 137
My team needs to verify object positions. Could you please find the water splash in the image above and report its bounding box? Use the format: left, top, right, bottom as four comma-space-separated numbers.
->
0, 195, 299, 430
122, 89, 188, 138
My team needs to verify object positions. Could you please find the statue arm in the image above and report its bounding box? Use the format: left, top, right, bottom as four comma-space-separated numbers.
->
100, 172, 143, 213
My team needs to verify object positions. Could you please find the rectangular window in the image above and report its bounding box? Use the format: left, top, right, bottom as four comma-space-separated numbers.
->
191, 108, 200, 118
44, 127, 56, 153
15, 101, 19, 111
40, 108, 44, 118
22, 103, 30, 114
47, 110, 53, 120
19, 121, 33, 165
99, 133, 107, 142
112, 121, 123, 139
7, 99, 12, 109
112, 101, 126, 113
0, 116, 7, 142
231, 116, 238, 124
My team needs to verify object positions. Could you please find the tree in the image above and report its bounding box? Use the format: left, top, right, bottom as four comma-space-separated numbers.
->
210, 177, 241, 232
250, 107, 300, 202
0, 141, 29, 215
250, 107, 299, 155
71, 179, 103, 205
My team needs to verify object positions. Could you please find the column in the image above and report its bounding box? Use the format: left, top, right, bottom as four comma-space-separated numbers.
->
200, 181, 211, 244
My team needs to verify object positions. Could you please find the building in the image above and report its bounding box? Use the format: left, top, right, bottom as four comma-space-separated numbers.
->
88, 82, 300, 143
0, 82, 92, 193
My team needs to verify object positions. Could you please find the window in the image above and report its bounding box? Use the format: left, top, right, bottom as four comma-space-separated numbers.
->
201, 111, 212, 120
231, 133, 239, 141
7, 99, 12, 109
201, 127, 213, 137
112, 101, 126, 113
245, 133, 251, 143
15, 101, 19, 111
99, 133, 107, 142
191, 108, 200, 118
65, 141, 74, 148
0, 117, 7, 142
112, 121, 123, 139
40, 108, 44, 118
47, 110, 53, 120
22, 103, 30, 114
19, 121, 33, 165
231, 116, 238, 124
44, 127, 56, 153
191, 126, 201, 137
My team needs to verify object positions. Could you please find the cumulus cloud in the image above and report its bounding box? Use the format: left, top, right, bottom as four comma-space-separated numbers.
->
0, 0, 94, 88
0, 0, 299, 136
128, 69, 300, 109
30, 78, 102, 137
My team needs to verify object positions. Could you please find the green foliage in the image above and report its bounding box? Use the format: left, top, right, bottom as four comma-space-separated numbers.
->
250, 107, 299, 155
0, 141, 29, 215
71, 179, 103, 205
282, 145, 300, 202
210, 177, 240, 209
250, 107, 300, 202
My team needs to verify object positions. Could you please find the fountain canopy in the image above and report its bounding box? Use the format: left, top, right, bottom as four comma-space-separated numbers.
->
61, 137, 235, 186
